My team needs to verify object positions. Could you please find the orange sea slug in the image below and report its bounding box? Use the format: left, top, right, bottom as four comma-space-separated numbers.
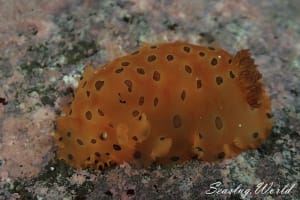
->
54, 41, 273, 169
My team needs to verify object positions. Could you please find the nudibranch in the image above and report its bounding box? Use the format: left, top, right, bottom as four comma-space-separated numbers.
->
54, 41, 273, 169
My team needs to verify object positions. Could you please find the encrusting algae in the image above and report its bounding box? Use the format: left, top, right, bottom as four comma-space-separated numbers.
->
54, 41, 273, 169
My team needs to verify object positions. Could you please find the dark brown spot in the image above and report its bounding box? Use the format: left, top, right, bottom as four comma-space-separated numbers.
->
80, 76, 83, 80
132, 136, 138, 141
217, 152, 225, 159
95, 152, 101, 157
68, 154, 73, 160
166, 54, 174, 61
77, 139, 84, 145
104, 162, 109, 168
266, 113, 273, 119
133, 151, 142, 159
105, 152, 110, 156
160, 136, 165, 140
86, 91, 90, 97
153, 71, 160, 81
215, 116, 223, 130
121, 61, 130, 66
82, 81, 87, 88
211, 58, 218, 66
124, 80, 133, 92
153, 97, 159, 107
115, 68, 124, 73
252, 132, 259, 139
170, 156, 180, 162
58, 137, 63, 141
85, 111, 92, 120
228, 59, 232, 64
208, 46, 215, 50
99, 132, 108, 140
95, 80, 104, 90
150, 45, 157, 49
98, 109, 104, 116
136, 68, 145, 75
113, 144, 122, 151
173, 114, 182, 128
69, 109, 72, 115
196, 79, 202, 89
91, 139, 97, 144
216, 76, 223, 85
183, 46, 190, 53
199, 52, 205, 57
118, 93, 126, 104
138, 115, 143, 121
185, 65, 192, 74
131, 50, 139, 55
67, 132, 71, 137
138, 96, 144, 106
199, 132, 203, 139
229, 71, 235, 78
132, 110, 139, 117
180, 90, 186, 101
94, 160, 99, 164
147, 55, 156, 62
86, 157, 91, 161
